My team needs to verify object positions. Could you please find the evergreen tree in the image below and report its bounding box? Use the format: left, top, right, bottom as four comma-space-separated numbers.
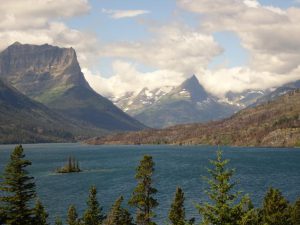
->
33, 199, 49, 225
0, 145, 36, 225
104, 196, 134, 225
169, 187, 186, 225
67, 205, 79, 225
129, 155, 158, 225
238, 208, 260, 225
197, 150, 252, 225
261, 187, 292, 225
291, 197, 300, 225
83, 186, 105, 225
55, 217, 63, 225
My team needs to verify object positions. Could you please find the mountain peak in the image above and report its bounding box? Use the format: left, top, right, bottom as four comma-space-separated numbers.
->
0, 43, 91, 100
12, 41, 22, 46
178, 74, 208, 102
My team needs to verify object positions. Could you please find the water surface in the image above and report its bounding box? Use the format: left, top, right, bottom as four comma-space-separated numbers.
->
0, 144, 300, 224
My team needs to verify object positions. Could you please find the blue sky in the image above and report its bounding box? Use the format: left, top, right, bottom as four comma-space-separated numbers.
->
65, 0, 299, 78
1, 0, 299, 97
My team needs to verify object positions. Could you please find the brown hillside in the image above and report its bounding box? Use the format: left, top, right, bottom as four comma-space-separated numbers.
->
86, 90, 300, 147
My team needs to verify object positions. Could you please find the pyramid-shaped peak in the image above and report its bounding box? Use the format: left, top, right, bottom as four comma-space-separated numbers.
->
12, 41, 22, 46
179, 74, 208, 102
189, 74, 198, 80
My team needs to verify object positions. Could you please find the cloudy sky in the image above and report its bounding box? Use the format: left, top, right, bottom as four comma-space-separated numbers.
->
1, 0, 300, 98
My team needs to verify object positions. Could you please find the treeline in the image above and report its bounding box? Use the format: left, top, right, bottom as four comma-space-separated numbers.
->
0, 145, 300, 225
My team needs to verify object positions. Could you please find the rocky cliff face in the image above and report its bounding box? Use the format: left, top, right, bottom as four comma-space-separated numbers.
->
0, 43, 145, 132
0, 42, 90, 102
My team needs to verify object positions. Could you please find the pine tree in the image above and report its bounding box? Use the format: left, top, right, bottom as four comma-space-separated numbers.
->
104, 196, 134, 225
83, 186, 105, 225
197, 150, 252, 225
291, 197, 300, 225
67, 205, 79, 225
0, 145, 36, 225
129, 155, 158, 225
169, 187, 186, 225
33, 199, 49, 225
238, 208, 260, 225
55, 217, 63, 225
261, 187, 292, 225
0, 208, 6, 225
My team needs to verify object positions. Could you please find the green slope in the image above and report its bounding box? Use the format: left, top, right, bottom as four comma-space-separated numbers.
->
0, 43, 145, 132
0, 79, 105, 144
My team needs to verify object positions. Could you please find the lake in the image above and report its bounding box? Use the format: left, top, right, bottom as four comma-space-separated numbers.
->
0, 143, 300, 224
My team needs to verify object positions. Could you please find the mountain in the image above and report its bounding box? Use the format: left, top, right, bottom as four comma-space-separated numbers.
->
0, 42, 145, 131
225, 89, 266, 108
132, 75, 240, 128
0, 78, 91, 143
254, 80, 300, 106
86, 89, 300, 147
110, 86, 174, 115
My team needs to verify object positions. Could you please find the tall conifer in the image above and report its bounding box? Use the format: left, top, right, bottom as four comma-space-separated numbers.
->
261, 188, 292, 225
33, 199, 49, 225
83, 186, 105, 225
104, 196, 134, 225
292, 197, 300, 225
55, 217, 63, 225
197, 150, 252, 225
67, 205, 79, 225
0, 145, 36, 225
129, 155, 158, 225
169, 187, 186, 225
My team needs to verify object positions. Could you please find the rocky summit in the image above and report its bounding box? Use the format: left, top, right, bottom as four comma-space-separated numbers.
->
0, 43, 145, 132
128, 75, 240, 128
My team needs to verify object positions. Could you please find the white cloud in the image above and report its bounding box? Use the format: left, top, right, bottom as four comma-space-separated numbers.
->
102, 9, 150, 19
0, 0, 98, 68
83, 61, 185, 97
101, 23, 222, 75
177, 0, 300, 75
197, 67, 300, 97
0, 0, 90, 30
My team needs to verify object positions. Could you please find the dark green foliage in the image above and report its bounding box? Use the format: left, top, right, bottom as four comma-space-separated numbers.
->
197, 150, 252, 225
83, 186, 105, 225
0, 208, 6, 225
55, 217, 63, 225
33, 199, 49, 225
0, 145, 36, 225
129, 155, 158, 225
237, 204, 260, 225
169, 187, 186, 225
261, 188, 292, 225
56, 156, 81, 173
104, 196, 134, 225
67, 205, 80, 225
291, 198, 300, 225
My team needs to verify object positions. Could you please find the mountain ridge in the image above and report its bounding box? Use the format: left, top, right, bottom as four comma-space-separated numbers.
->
131, 75, 240, 128
0, 78, 97, 144
0, 42, 145, 132
86, 89, 300, 147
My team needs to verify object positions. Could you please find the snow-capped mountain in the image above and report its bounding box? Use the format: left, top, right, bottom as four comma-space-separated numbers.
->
110, 86, 175, 115
132, 75, 241, 128
253, 80, 300, 106
224, 90, 266, 108
110, 75, 299, 128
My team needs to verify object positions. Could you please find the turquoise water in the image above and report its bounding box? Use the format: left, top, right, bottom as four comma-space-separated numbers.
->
0, 144, 300, 224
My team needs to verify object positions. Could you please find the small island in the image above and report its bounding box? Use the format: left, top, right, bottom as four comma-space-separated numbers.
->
56, 156, 81, 173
